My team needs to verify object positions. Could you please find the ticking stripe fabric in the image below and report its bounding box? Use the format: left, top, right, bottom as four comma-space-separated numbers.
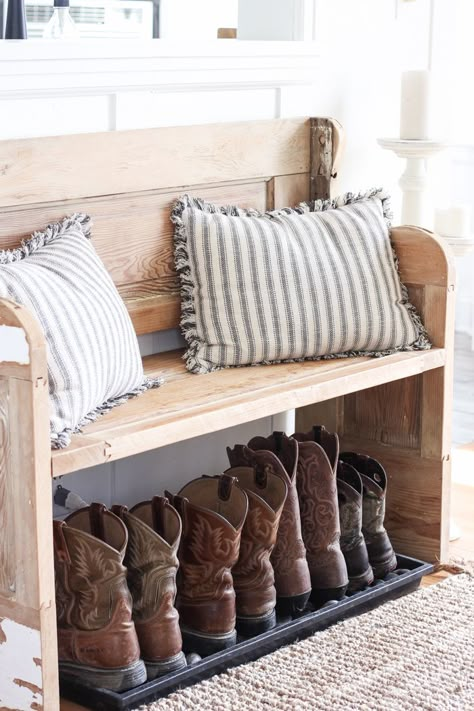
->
172, 189, 430, 374
0, 214, 161, 449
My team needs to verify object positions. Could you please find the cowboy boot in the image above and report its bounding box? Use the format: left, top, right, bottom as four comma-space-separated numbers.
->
336, 461, 374, 592
53, 503, 146, 691
111, 496, 186, 679
339, 452, 397, 578
225, 464, 287, 635
166, 474, 248, 656
293, 425, 348, 604
231, 433, 311, 615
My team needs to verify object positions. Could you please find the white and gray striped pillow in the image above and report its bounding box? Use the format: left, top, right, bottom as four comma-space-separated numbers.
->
172, 189, 430, 374
0, 214, 161, 448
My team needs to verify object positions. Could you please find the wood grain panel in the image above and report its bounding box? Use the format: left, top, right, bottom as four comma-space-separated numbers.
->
391, 226, 455, 288
337, 438, 444, 562
0, 379, 15, 598
0, 179, 273, 335
0, 179, 268, 284
0, 118, 310, 208
343, 376, 422, 451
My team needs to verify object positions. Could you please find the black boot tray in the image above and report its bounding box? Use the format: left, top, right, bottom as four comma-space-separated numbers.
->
60, 554, 433, 710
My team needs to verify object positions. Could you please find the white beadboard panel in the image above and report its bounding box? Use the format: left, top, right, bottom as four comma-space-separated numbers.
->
113, 416, 274, 506
278, 84, 317, 118
0, 41, 321, 99
115, 88, 277, 130
0, 95, 111, 140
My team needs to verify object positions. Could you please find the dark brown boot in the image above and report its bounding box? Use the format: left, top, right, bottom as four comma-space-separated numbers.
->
225, 464, 287, 635
233, 432, 311, 615
111, 497, 186, 679
293, 426, 348, 604
336, 462, 374, 592
53, 503, 146, 691
340, 452, 397, 578
166, 474, 248, 656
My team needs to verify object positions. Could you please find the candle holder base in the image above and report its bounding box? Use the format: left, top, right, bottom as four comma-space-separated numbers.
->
378, 138, 446, 227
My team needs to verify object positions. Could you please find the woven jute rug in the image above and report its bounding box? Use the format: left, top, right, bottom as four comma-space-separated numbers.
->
137, 574, 474, 711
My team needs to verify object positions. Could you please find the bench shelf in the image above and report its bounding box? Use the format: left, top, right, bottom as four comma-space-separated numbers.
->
53, 346, 446, 477
0, 117, 454, 711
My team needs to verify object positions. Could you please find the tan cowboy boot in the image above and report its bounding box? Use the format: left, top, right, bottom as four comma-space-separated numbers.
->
293, 425, 349, 604
111, 496, 186, 679
166, 474, 248, 656
339, 452, 397, 578
225, 464, 287, 635
229, 433, 311, 615
53, 503, 146, 691
336, 461, 374, 592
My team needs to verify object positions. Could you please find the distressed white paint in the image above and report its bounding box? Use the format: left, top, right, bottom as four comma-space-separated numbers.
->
0, 326, 30, 365
0, 618, 42, 710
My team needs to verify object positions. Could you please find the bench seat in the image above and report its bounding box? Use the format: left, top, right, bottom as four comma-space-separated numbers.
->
51, 346, 446, 477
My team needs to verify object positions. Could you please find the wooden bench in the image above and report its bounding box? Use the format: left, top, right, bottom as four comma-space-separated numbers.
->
0, 117, 454, 710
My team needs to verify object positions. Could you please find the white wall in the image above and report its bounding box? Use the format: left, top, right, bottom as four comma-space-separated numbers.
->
1, 0, 468, 507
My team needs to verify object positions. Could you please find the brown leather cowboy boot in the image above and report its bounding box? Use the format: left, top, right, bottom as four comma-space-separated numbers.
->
339, 452, 397, 578
293, 425, 348, 604
111, 496, 186, 679
166, 474, 248, 656
336, 461, 374, 592
230, 432, 311, 615
53, 503, 146, 691
225, 464, 287, 635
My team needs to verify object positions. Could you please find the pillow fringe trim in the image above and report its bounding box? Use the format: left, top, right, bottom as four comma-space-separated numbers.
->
173, 188, 430, 374
50, 376, 164, 450
0, 213, 92, 265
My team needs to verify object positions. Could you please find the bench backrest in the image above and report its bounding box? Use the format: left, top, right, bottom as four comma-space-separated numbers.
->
0, 117, 340, 336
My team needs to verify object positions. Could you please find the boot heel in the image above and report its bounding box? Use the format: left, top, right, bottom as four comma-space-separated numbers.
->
59, 659, 147, 692
236, 609, 276, 637
181, 626, 237, 657
276, 590, 311, 617
144, 651, 187, 680
310, 585, 347, 607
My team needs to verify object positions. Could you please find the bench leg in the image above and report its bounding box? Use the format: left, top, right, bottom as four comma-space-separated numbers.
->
0, 300, 59, 711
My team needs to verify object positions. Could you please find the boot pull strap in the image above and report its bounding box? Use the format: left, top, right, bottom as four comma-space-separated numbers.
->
111, 504, 128, 520
151, 496, 167, 537
89, 502, 107, 542
53, 520, 71, 563
218, 473, 236, 502
273, 430, 284, 454
312, 425, 323, 444
254, 461, 267, 489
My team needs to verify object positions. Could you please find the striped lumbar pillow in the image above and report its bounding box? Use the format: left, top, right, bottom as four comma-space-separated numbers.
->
172, 189, 430, 374
0, 214, 161, 448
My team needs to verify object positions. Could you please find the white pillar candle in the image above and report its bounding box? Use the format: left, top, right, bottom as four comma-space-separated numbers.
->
434, 206, 471, 237
400, 70, 432, 140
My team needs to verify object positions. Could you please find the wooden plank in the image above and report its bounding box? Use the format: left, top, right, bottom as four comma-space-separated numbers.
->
310, 117, 333, 201
343, 376, 422, 451
0, 179, 268, 284
0, 380, 15, 599
391, 226, 455, 288
295, 397, 345, 436
51, 347, 446, 476
0, 118, 310, 208
272, 172, 310, 209
0, 298, 59, 711
338, 438, 444, 562
124, 293, 180, 336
